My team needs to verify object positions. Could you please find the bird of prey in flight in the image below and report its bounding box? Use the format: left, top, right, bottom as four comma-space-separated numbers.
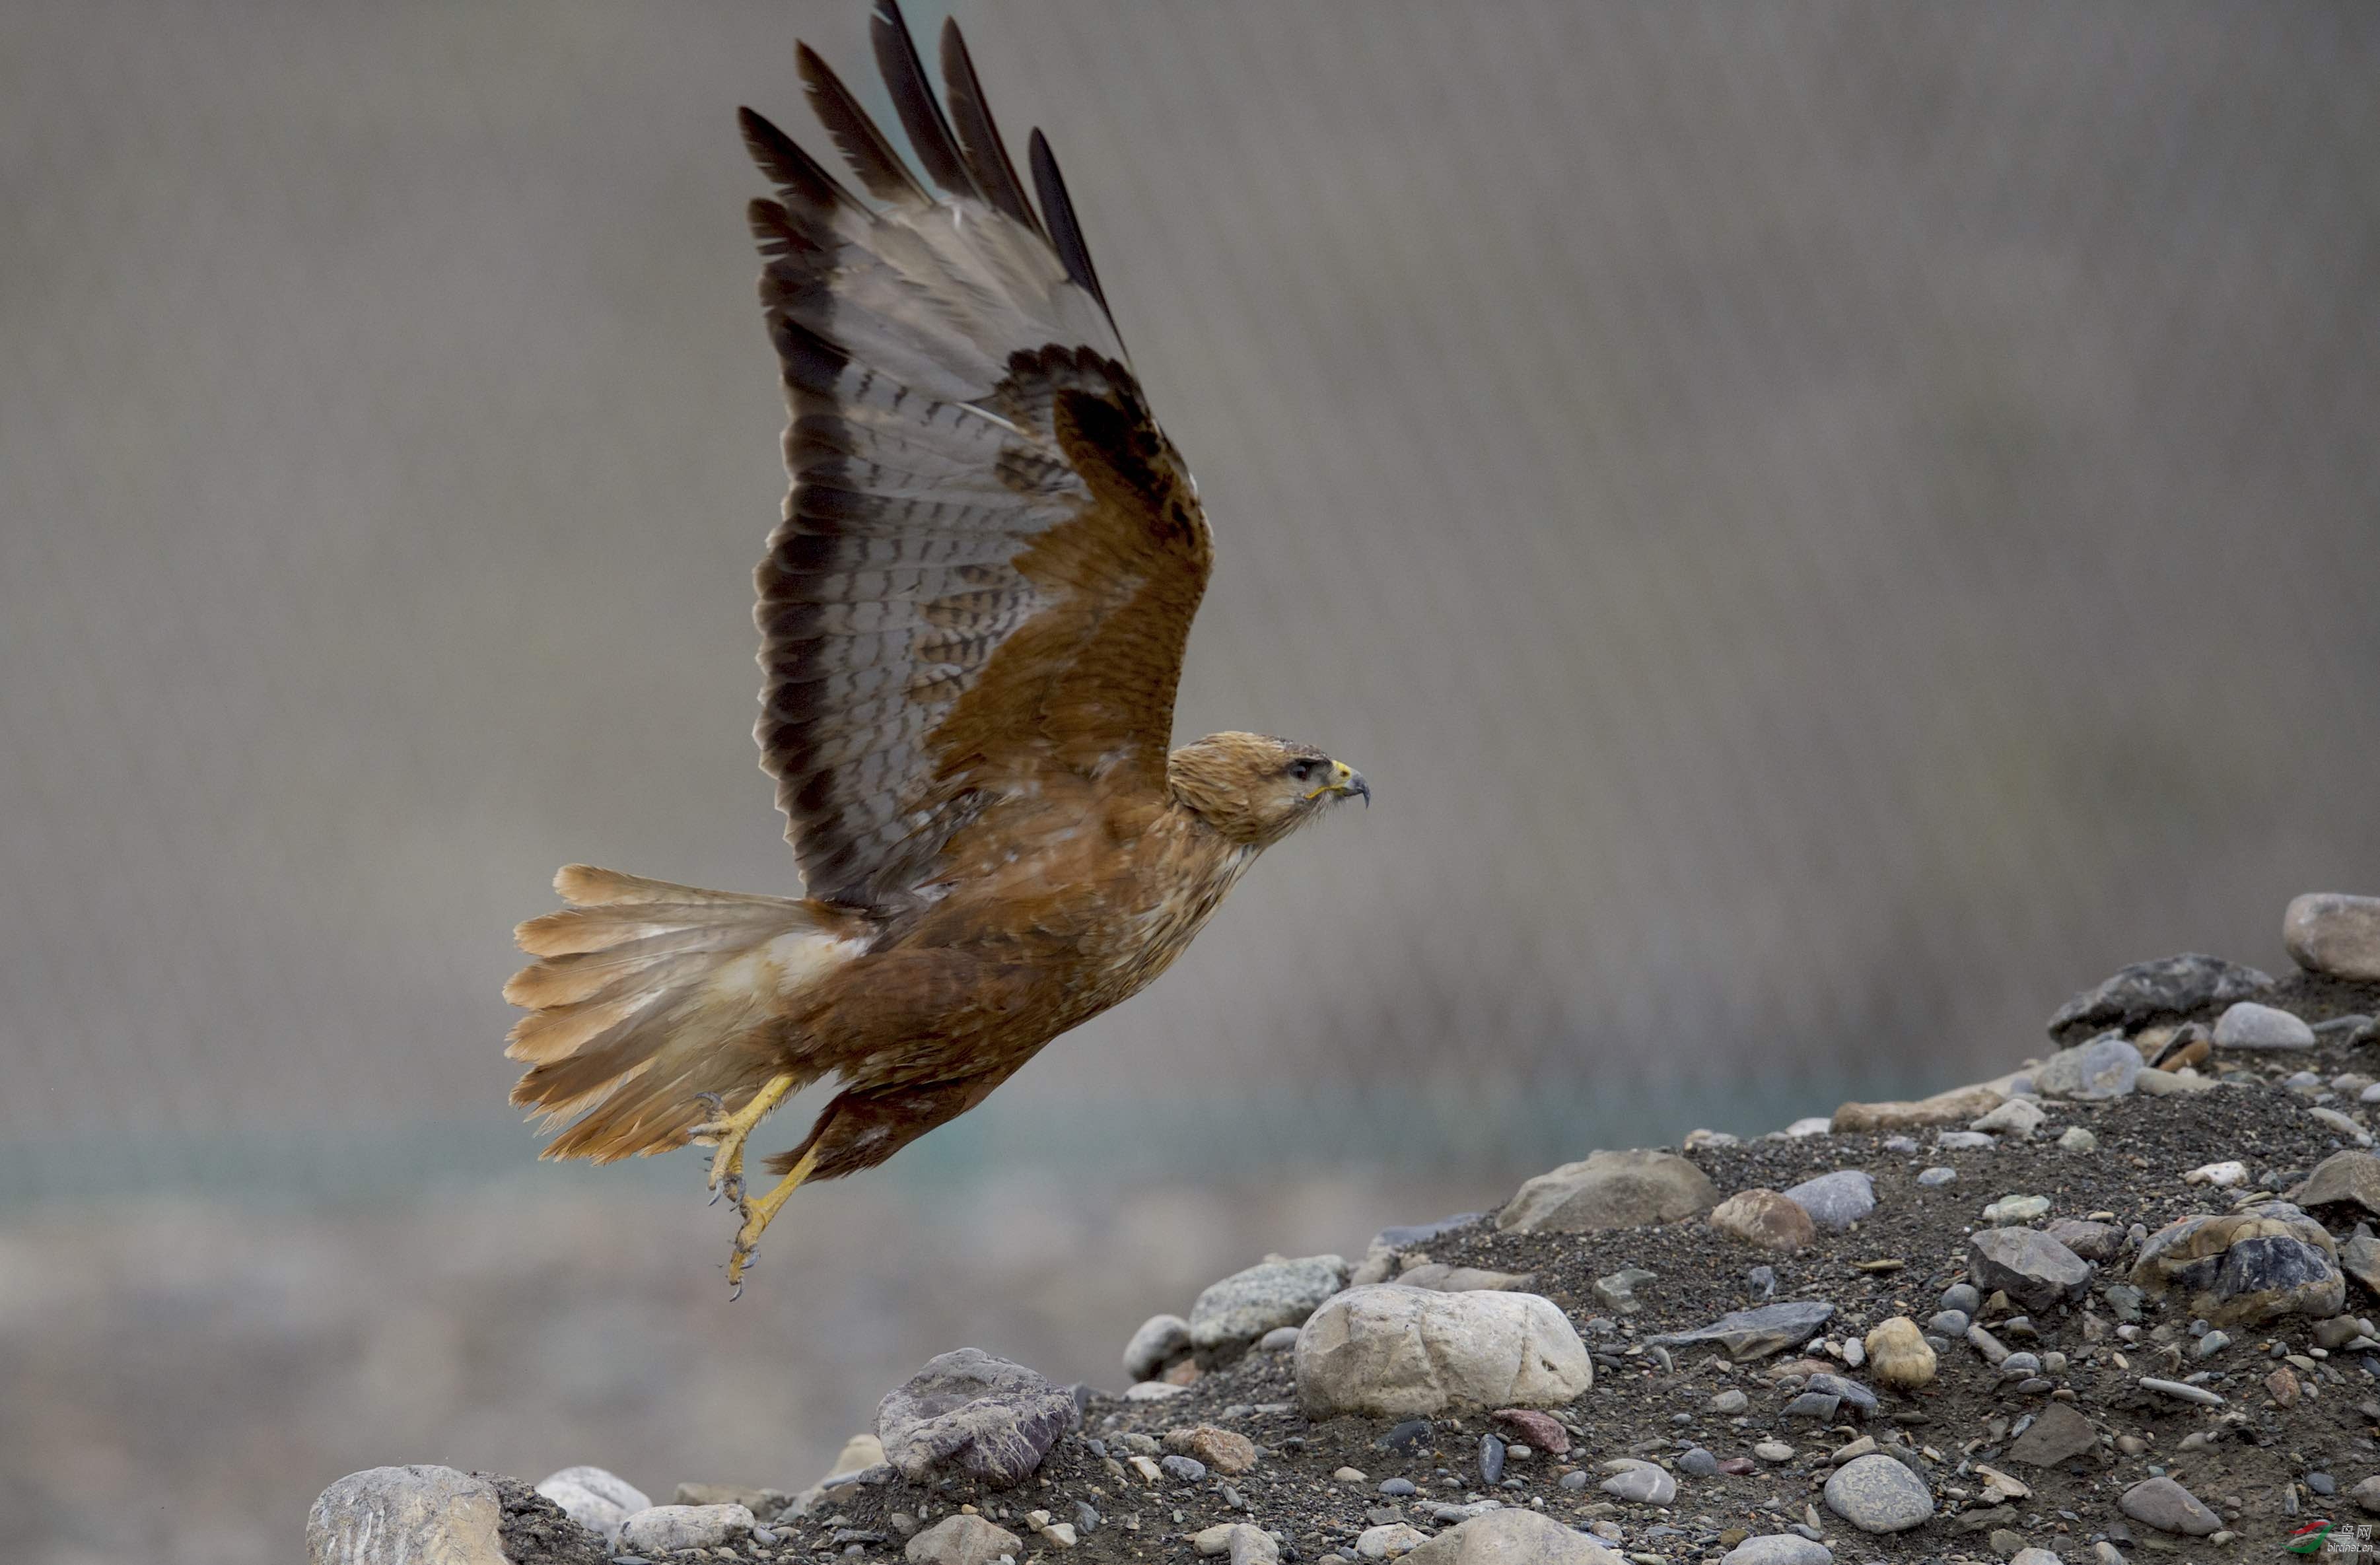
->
505, 0, 1368, 1294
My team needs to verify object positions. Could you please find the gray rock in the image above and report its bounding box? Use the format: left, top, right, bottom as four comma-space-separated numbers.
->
1937, 1131, 1996, 1151
1969, 1228, 2093, 1313
2287, 894, 2380, 981
1356, 1521, 1430, 1559
1782, 1391, 1840, 1421
1917, 1167, 1957, 1187
2299, 1152, 2380, 1218
1805, 1372, 1878, 1413
1593, 1267, 1658, 1312
1710, 1189, 1819, 1253
1478, 1434, 1504, 1486
2047, 953, 2271, 1040
2009, 1551, 2063, 1565
2130, 1206, 2345, 1326
1600, 1457, 1677, 1504
1161, 1453, 1207, 1482
2035, 1034, 2142, 1100
876, 1348, 1076, 1490
2007, 1401, 2096, 1467
533, 1466, 650, 1546
1404, 1508, 1623, 1564
1497, 1149, 1719, 1234
1928, 1309, 1971, 1337
1679, 1447, 1720, 1477
2117, 1476, 2219, 1537
1124, 1313, 1193, 1380
1191, 1255, 1348, 1351
2214, 1000, 2316, 1051
1710, 1388, 1749, 1413
2043, 1220, 2124, 1263
1822, 1453, 1935, 1533
1722, 1536, 1833, 1565
904, 1513, 1023, 1565
308, 1466, 507, 1565
1982, 1194, 2050, 1224
1296, 1284, 1592, 1418
1782, 1170, 1876, 1230
2312, 1105, 2375, 1145
2058, 1126, 2097, 1152
619, 1504, 755, 1554
1258, 1325, 1302, 1352
1646, 1300, 1836, 1362
1398, 1263, 1538, 1293
2354, 1475, 2380, 1515
1942, 1282, 1981, 1313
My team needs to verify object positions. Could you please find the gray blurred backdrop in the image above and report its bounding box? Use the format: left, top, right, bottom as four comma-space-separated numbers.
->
3, 3, 2376, 1560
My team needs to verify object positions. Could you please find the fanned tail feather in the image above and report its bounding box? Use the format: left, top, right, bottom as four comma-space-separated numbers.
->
506, 865, 860, 1162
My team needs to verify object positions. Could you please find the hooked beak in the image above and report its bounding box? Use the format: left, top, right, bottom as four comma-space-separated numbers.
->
1307, 759, 1370, 808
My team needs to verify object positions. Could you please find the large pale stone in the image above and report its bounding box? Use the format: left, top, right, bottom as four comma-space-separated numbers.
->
1831, 1084, 2003, 1134
618, 1504, 754, 1554
2294, 1151, 2380, 1218
307, 1465, 507, 1565
2131, 1204, 2344, 1326
1296, 1284, 1592, 1418
2286, 893, 2380, 981
1405, 1508, 1624, 1563
905, 1513, 1024, 1565
533, 1465, 649, 1545
1190, 1255, 1348, 1351
1497, 1149, 1718, 1234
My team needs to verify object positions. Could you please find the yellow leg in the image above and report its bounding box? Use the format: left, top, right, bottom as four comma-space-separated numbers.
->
688, 1072, 796, 1210
725, 1145, 818, 1298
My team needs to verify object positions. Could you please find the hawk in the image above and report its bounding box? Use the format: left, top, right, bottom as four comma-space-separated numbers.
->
505, 0, 1368, 1293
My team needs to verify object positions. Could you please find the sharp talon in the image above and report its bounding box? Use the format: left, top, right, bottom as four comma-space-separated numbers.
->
694, 1091, 726, 1112
727, 1280, 742, 1303
709, 1186, 723, 1206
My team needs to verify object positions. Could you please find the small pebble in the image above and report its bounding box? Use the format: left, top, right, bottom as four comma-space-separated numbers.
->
1917, 1167, 1957, 1187
1478, 1434, 1506, 1486
1378, 1478, 1414, 1498
1942, 1283, 1982, 1314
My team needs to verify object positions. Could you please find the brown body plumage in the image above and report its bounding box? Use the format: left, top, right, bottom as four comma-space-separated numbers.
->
505, 1, 1366, 1284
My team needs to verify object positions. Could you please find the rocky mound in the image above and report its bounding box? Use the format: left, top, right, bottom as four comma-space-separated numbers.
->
312, 895, 2380, 1564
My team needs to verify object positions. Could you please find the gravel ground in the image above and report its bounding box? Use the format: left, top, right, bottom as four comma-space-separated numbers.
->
495, 969, 2380, 1564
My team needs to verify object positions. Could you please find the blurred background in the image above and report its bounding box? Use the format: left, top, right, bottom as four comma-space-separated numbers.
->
4, 1, 2377, 1559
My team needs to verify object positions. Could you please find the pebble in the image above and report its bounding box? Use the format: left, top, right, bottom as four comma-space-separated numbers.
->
620, 1504, 759, 1554
1679, 1447, 1719, 1477
2139, 1377, 2223, 1407
1722, 1537, 1833, 1565
1710, 1189, 1819, 1253
2311, 1471, 2338, 1496
533, 1466, 650, 1547
1782, 1170, 1877, 1230
1972, 1100, 2048, 1139
1334, 1467, 1368, 1483
2194, 1330, 2230, 1358
1123, 1314, 1193, 1380
1354, 1522, 1428, 1559
1558, 1470, 1592, 1490
1938, 1130, 1998, 1151
1711, 1389, 1749, 1414
1594, 1267, 1658, 1313
1998, 1352, 2042, 1378
2353, 1475, 2380, 1513
2007, 1401, 2097, 1467
1498, 1149, 1718, 1234
1754, 1440, 1796, 1463
2285, 893, 2380, 981
2043, 1219, 2124, 1263
1379, 1478, 1415, 1498
2184, 1160, 2247, 1188
1160, 1455, 1207, 1482
2214, 1000, 2316, 1051
1600, 1458, 1677, 1504
1822, 1453, 1935, 1533
1257, 1326, 1301, 1352
1478, 1434, 1505, 1486
2313, 1105, 2375, 1146
1969, 1228, 2091, 1311
2118, 1475, 2220, 1536
2131, 1206, 2346, 1325
1646, 1300, 1837, 1362
1785, 1117, 1833, 1137
2037, 1033, 2144, 1099
1864, 1317, 1936, 1391
902, 1513, 1021, 1565
1917, 1166, 1957, 1186
1942, 1282, 1982, 1313
1191, 1255, 1350, 1351
2057, 1126, 2097, 1152
1296, 1286, 1592, 1417
1165, 1425, 1257, 1475
1928, 1309, 1971, 1337
1981, 1194, 2050, 1224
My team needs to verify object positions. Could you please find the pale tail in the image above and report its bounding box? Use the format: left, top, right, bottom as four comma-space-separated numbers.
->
505, 865, 856, 1162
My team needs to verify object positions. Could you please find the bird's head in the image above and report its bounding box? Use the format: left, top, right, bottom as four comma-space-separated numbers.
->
1166, 731, 1369, 847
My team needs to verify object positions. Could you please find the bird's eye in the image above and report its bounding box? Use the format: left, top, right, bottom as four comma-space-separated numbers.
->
1288, 758, 1322, 782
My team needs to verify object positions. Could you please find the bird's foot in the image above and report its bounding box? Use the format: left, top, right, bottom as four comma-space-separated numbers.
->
688, 1074, 796, 1220
721, 1145, 818, 1300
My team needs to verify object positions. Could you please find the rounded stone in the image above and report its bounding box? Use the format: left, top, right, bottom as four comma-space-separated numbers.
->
1496, 1149, 1720, 1234
1599, 1457, 1677, 1504
1968, 1228, 2092, 1313
1190, 1255, 1349, 1351
1710, 1189, 1819, 1253
618, 1505, 756, 1555
1404, 1508, 1625, 1564
1124, 1313, 1193, 1380
1864, 1317, 1936, 1391
1296, 1285, 1592, 1418
2117, 1475, 2219, 1536
308, 1466, 507, 1565
2214, 1001, 2316, 1051
2036, 1034, 2143, 1100
904, 1513, 1024, 1565
1722, 1536, 1833, 1565
533, 1466, 650, 1546
1782, 1170, 1877, 1230
1822, 1453, 1935, 1533
2285, 894, 2380, 982
876, 1348, 1076, 1490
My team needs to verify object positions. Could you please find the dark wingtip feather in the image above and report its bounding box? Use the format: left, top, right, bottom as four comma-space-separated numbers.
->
870, 0, 978, 199
738, 105, 859, 218
938, 17, 1044, 237
798, 40, 928, 208
1028, 127, 1117, 328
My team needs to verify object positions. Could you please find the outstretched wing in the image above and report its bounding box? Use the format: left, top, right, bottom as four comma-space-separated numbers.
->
744, 2, 1211, 911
